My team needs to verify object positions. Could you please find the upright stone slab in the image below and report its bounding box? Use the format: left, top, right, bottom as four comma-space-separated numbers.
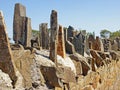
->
84, 36, 89, 53
99, 38, 104, 52
67, 26, 74, 40
72, 32, 85, 56
65, 41, 75, 54
94, 36, 101, 51
64, 27, 75, 54
20, 17, 32, 47
13, 3, 31, 47
50, 10, 58, 63
64, 28, 67, 42
102, 39, 111, 52
40, 23, 49, 49
88, 35, 95, 50
94, 36, 104, 51
57, 25, 66, 58
0, 11, 17, 87
89, 41, 93, 49
88, 36, 104, 52
82, 30, 89, 53
13, 3, 26, 43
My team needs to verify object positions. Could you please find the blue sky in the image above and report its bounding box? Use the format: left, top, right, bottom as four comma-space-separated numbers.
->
0, 0, 120, 40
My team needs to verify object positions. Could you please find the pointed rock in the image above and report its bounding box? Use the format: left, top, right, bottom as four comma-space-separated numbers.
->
57, 25, 66, 58
50, 10, 58, 63
0, 11, 17, 87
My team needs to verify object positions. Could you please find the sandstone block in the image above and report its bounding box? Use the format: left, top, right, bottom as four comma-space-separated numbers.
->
90, 50, 104, 67
0, 11, 17, 87
40, 66, 63, 87
69, 53, 91, 76
57, 25, 66, 58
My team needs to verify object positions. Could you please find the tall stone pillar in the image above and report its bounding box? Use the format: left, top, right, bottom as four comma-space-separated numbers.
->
64, 28, 67, 42
50, 10, 58, 63
40, 23, 49, 49
13, 3, 26, 43
0, 11, 17, 87
13, 3, 31, 47
57, 25, 66, 58
23, 17, 32, 47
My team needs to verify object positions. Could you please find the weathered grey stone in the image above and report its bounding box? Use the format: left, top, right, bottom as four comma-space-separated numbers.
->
20, 17, 32, 47
102, 39, 111, 52
67, 26, 74, 40
40, 23, 49, 49
64, 28, 67, 42
64, 28, 75, 54
0, 11, 17, 87
65, 41, 75, 54
57, 25, 66, 58
72, 32, 85, 56
13, 3, 26, 43
26, 17, 32, 47
13, 3, 31, 47
50, 10, 58, 63
84, 36, 89, 54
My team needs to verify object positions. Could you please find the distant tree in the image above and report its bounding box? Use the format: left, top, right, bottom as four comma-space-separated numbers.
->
110, 30, 120, 39
100, 29, 111, 38
32, 29, 39, 36
48, 28, 51, 33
